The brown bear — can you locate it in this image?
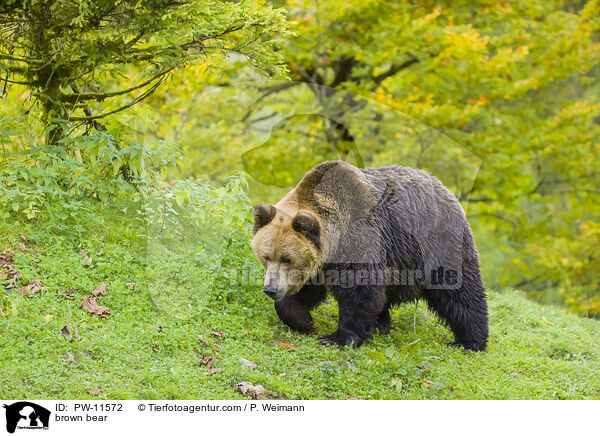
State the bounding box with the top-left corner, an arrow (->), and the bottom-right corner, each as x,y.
252,160 -> 488,351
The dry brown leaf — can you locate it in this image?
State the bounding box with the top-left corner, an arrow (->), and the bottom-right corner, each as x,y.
87,387 -> 104,394
211,331 -> 226,338
152,348 -> 159,353
0,270 -> 6,278
282,342 -> 298,350
60,325 -> 71,337
19,234 -> 29,242
198,335 -> 209,346
6,267 -> 19,279
422,380 -> 434,388
19,279 -> 46,297
199,355 -> 215,366
91,284 -> 107,297
126,282 -> 138,291
239,358 -> 257,369
0,252 -> 14,267
209,368 -> 222,374
63,352 -> 75,362
18,243 -> 28,252
78,249 -> 89,256
82,256 -> 92,264
234,381 -> 266,399
81,297 -> 110,317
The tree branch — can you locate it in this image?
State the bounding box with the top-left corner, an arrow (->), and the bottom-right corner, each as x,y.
373,55 -> 419,84
61,68 -> 173,103
68,73 -> 169,122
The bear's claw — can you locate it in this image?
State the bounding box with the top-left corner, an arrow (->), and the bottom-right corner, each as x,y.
318,333 -> 345,348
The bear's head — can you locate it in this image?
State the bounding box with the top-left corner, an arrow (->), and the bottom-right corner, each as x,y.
251,204 -> 323,301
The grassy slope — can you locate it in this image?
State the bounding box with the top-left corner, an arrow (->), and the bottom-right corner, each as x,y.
0,217 -> 599,400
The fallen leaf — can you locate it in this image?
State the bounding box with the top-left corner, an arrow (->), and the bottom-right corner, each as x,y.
278,373 -> 286,377
126,282 -> 138,291
149,324 -> 164,331
60,325 -> 71,337
0,270 -> 6,278
198,335 -> 209,346
235,381 -> 266,399
282,342 -> 298,350
82,256 -> 92,264
19,234 -> 29,242
5,266 -> 19,279
91,284 -> 107,297
81,297 -> 110,317
537,317 -> 554,325
209,368 -> 222,374
44,314 -> 53,323
211,331 -> 226,338
0,307 -> 7,317
87,387 -> 104,395
0,251 -> 13,267
78,249 -> 89,256
239,358 -> 257,369
19,279 -> 46,297
199,355 -> 215,366
422,380 -> 434,387
63,352 -> 75,362
18,243 -> 28,252
213,346 -> 220,351
152,348 -> 159,353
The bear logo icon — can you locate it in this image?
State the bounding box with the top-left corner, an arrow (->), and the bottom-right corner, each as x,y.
3,402 -> 50,433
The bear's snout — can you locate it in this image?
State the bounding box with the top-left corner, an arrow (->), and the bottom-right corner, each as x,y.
263,285 -> 278,300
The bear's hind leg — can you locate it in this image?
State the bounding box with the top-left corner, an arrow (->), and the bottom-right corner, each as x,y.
423,276 -> 488,351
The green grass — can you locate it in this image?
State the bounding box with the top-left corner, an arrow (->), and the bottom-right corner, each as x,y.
1,215 -> 599,400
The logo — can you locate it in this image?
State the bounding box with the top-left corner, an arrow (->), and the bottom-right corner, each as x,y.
3,402 -> 50,434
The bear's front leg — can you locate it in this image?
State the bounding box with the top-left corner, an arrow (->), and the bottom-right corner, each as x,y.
318,285 -> 386,348
274,281 -> 327,333
274,295 -> 316,333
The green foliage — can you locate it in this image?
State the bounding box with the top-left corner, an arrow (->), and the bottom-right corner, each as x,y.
0,121 -> 156,222
144,174 -> 256,319
0,0 -> 289,144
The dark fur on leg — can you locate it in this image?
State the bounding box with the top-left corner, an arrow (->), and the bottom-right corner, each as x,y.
376,303 -> 391,335
319,284 -> 386,348
423,258 -> 488,351
274,282 -> 326,333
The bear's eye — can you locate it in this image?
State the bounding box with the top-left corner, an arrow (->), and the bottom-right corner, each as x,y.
281,256 -> 291,265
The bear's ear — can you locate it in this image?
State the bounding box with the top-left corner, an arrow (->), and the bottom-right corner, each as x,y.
292,212 -> 321,249
253,204 -> 277,234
